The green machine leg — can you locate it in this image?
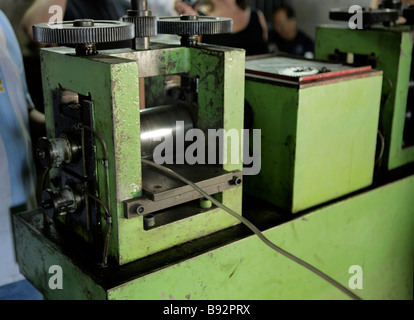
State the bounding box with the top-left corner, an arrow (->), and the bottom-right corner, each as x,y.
315,25 -> 414,170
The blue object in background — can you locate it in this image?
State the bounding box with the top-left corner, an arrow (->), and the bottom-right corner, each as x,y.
0,279 -> 43,300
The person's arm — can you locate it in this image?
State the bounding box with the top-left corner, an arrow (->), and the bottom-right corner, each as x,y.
29,108 -> 46,139
29,108 -> 45,126
257,9 -> 268,42
174,1 -> 198,15
22,0 -> 67,41
370,0 -> 380,9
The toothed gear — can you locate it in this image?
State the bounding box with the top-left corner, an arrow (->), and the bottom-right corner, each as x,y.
122,15 -> 157,37
33,20 -> 134,44
157,16 -> 233,35
329,8 -> 399,26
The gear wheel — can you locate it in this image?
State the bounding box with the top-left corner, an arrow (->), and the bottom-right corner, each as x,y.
33,19 -> 134,55
122,1 -> 157,50
329,8 -> 400,26
33,20 -> 134,44
157,15 -> 232,46
122,15 -> 157,38
157,15 -> 232,35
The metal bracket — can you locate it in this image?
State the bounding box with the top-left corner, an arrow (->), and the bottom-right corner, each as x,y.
123,166 -> 242,219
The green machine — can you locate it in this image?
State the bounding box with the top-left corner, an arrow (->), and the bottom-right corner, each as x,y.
315,4 -> 414,171
12,0 -> 414,301
18,5 -> 245,269
244,57 -> 383,212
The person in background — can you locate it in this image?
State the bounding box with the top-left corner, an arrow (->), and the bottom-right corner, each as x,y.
268,5 -> 314,58
371,0 -> 414,8
0,9 -> 44,300
175,0 -> 268,56
21,0 -> 132,115
22,0 -> 130,46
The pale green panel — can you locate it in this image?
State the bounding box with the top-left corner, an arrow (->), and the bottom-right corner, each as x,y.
110,62 -> 141,202
110,45 -> 190,76
244,80 -> 298,209
315,25 -> 414,170
118,206 -> 240,264
223,49 -> 245,172
117,47 -> 244,265
14,214 -> 106,300
40,49 -> 114,137
108,175 -> 414,300
389,33 -> 414,168
221,186 -> 243,216
40,49 -> 141,253
294,74 -> 382,211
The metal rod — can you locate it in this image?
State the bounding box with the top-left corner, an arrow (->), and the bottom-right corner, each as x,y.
131,0 -> 147,11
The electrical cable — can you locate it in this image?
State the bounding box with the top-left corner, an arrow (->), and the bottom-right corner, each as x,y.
141,158 -> 362,301
375,130 -> 385,167
75,123 -> 112,266
40,167 -> 52,226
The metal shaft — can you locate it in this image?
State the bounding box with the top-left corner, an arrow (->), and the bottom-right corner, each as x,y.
132,0 -> 147,11
140,105 -> 194,158
129,0 -> 152,50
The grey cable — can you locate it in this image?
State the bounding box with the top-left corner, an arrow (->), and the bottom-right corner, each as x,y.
141,158 -> 362,300
75,123 -> 112,266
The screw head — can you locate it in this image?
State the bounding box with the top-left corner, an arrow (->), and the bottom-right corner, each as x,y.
136,205 -> 145,215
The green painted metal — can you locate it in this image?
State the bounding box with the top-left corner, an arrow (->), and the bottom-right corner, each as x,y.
39,44 -> 245,266
14,212 -> 107,300
41,48 -> 142,255
315,25 -> 414,170
114,45 -> 245,264
244,66 -> 382,212
14,173 -> 414,299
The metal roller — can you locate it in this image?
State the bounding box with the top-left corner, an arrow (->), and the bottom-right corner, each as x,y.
140,104 -> 193,158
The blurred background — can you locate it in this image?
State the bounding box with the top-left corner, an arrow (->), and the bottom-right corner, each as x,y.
0,0 -> 372,56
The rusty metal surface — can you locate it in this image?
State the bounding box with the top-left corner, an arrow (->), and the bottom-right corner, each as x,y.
245,56 -> 379,87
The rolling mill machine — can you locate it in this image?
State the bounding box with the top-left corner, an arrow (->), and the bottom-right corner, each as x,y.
12,0 -> 414,300
315,1 -> 414,171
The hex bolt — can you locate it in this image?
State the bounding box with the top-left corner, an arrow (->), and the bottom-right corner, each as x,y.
231,176 -> 242,186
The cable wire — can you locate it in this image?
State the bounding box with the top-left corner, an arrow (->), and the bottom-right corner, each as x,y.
75,123 -> 112,266
141,158 -> 362,300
